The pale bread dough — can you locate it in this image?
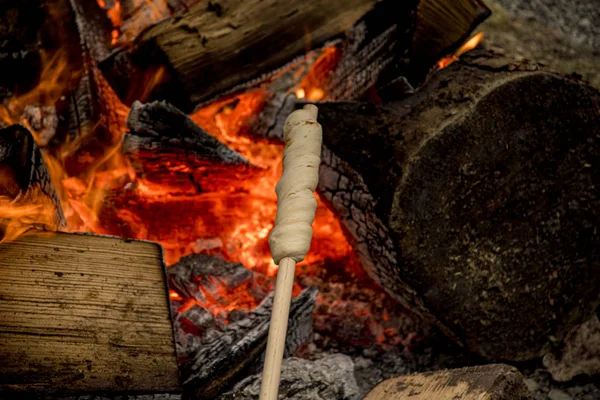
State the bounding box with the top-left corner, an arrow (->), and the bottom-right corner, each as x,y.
268,105 -> 322,264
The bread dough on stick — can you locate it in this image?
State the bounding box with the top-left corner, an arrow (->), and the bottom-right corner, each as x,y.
268,105 -> 322,264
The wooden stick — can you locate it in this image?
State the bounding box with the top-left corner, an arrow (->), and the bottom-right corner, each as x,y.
259,256 -> 297,400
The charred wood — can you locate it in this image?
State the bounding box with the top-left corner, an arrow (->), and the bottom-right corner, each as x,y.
180,286 -> 317,400
0,124 -> 66,237
315,50 -> 600,361
221,354 -> 360,400
254,50 -> 600,361
124,100 -> 249,189
0,231 -> 180,397
98,0 -> 386,110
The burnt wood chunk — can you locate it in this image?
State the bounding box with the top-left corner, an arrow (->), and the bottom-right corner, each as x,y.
314,51 -> 600,360
364,364 -> 531,400
123,100 -> 250,189
0,231 -> 181,397
98,0 -> 385,110
125,100 -> 247,166
0,124 -> 66,238
181,286 -> 317,400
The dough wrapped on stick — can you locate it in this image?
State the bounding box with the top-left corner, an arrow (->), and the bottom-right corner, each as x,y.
260,104 -> 322,400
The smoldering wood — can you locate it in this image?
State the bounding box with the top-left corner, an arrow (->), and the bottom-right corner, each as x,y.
314,50 -> 600,361
0,124 -> 66,233
123,101 -> 251,188
292,0 -> 419,102
98,0 -> 385,110
364,364 -> 531,400
167,253 -> 255,306
180,286 -> 317,400
0,231 -> 181,397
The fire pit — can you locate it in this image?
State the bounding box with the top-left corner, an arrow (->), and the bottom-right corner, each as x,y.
1,0 -> 599,399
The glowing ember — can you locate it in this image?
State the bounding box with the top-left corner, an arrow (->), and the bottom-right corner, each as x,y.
438,32 -> 484,69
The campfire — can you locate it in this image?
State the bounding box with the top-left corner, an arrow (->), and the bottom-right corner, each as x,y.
1,0 -> 599,399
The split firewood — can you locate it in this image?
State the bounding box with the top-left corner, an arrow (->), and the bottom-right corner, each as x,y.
97,0 -> 489,110
257,50 -> 600,361
0,231 -> 181,397
0,124 -> 66,240
181,286 -> 317,400
364,364 -> 531,400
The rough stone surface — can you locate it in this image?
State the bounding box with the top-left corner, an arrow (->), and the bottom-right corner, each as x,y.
495,0 -> 600,51
220,354 -> 360,400
543,314 -> 600,382
481,0 -> 600,89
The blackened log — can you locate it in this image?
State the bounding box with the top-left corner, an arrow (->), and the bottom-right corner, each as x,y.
98,0 -> 387,111
167,253 -> 256,311
181,287 -> 317,400
0,124 -> 66,238
124,100 -> 250,188
314,50 -> 600,361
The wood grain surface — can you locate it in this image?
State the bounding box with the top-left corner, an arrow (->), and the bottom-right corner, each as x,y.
364,364 -> 531,400
0,231 -> 180,396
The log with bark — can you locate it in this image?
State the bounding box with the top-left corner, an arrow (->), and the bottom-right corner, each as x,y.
97,0 -> 489,111
316,50 -> 600,361
258,50 -> 600,361
0,124 -> 66,239
364,364 -> 531,400
0,231 -> 181,398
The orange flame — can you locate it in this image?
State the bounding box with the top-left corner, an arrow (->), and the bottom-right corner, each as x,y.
0,190 -> 61,243
438,32 -> 484,69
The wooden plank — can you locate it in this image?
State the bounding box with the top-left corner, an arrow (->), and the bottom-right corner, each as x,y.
0,231 -> 181,397
364,364 -> 531,400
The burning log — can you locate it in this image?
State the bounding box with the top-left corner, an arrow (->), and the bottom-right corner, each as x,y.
97,0 -> 489,110
180,286 -> 317,400
0,231 -> 180,397
98,0 -> 386,109
312,50 -> 600,361
0,124 -> 66,240
364,364 -> 530,400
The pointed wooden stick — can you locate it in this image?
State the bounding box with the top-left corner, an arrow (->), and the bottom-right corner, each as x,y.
259,257 -> 297,400
260,104 -> 321,400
